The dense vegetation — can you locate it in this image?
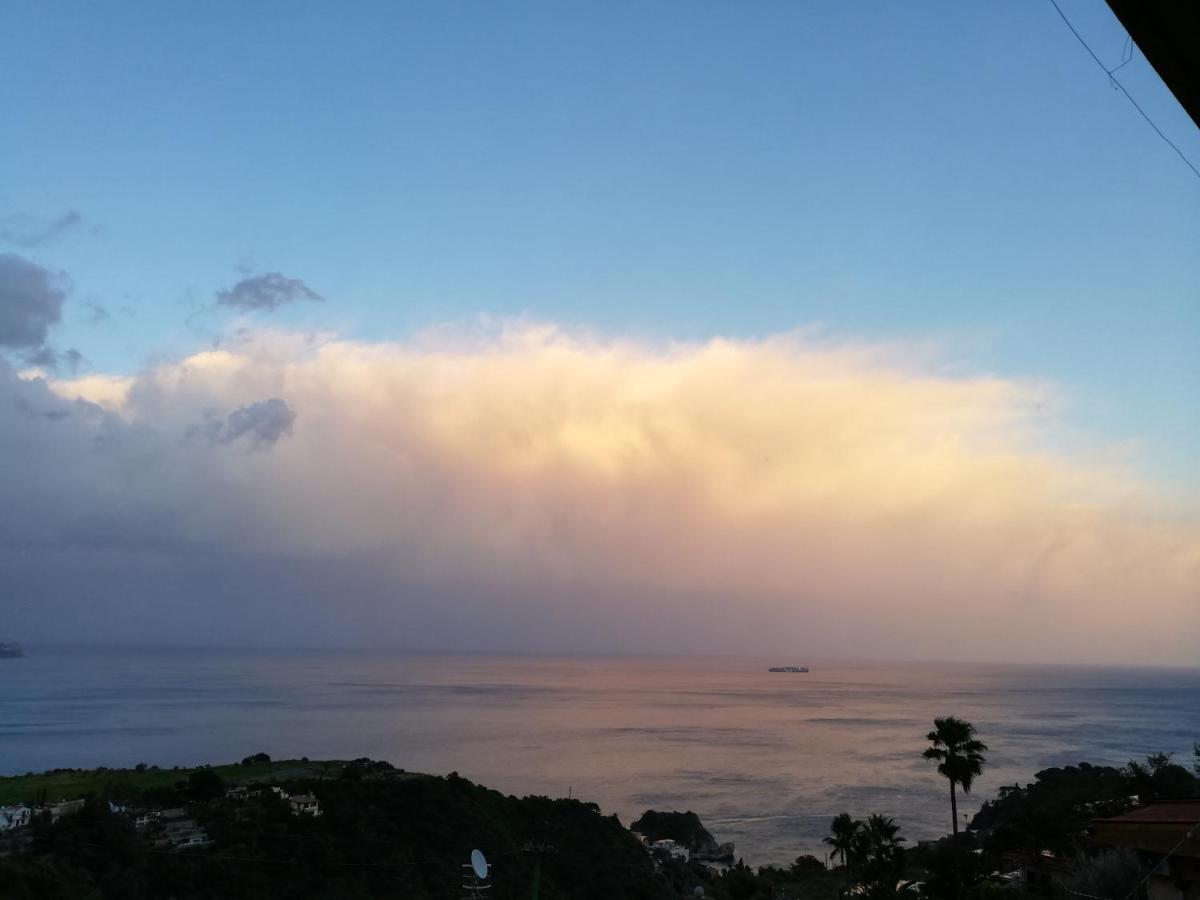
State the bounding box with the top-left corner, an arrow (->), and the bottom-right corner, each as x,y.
970,751 -> 1200,861
0,761 -> 665,899
2,740 -> 1196,899
0,757 -> 328,807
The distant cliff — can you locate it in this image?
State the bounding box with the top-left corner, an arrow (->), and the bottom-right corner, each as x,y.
630,809 -> 734,861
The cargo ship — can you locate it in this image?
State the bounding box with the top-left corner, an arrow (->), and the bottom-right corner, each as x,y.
768,665 -> 808,673
0,642 -> 25,658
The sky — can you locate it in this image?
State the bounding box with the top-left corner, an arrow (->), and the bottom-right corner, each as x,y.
1,1 -> 1197,663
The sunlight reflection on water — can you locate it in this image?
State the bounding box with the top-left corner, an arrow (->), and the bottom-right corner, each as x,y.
2,649 -> 1196,865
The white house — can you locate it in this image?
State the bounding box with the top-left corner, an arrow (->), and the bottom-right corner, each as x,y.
289,794 -> 321,816
133,809 -> 162,830
0,805 -> 32,831
649,839 -> 689,861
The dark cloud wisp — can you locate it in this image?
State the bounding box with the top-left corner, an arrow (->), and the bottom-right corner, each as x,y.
24,345 -> 85,375
0,211 -> 87,248
194,398 -> 297,449
0,253 -> 67,348
216,273 -> 323,312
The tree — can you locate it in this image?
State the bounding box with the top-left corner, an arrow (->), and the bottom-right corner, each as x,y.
824,813 -> 861,876
923,717 -> 987,899
185,768 -> 225,801
916,834 -> 985,900
861,814 -> 904,863
1066,849 -> 1147,900
1124,752 -> 1199,801
923,717 -> 988,841
856,815 -> 908,900
790,854 -> 828,876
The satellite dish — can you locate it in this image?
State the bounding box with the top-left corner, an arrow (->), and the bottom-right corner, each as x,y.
471,849 -> 489,880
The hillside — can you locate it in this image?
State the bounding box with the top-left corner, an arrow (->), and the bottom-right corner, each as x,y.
0,759 -> 668,899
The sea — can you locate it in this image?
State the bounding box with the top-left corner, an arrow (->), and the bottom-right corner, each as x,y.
2,648 -> 1197,866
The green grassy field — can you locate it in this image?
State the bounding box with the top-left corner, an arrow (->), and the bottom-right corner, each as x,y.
0,758 -> 346,806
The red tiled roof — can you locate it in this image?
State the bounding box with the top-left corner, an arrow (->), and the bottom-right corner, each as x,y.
1094,800 -> 1200,825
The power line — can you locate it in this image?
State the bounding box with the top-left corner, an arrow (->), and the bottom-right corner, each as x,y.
1117,818 -> 1200,900
1046,0 -> 1200,182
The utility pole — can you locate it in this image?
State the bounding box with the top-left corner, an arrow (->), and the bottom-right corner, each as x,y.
459,864 -> 490,900
522,840 -> 556,900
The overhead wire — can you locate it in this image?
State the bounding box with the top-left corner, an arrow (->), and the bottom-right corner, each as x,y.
1117,817 -> 1200,900
1046,0 -> 1200,182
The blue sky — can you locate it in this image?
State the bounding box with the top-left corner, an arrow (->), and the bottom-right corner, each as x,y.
2,0 -> 1197,484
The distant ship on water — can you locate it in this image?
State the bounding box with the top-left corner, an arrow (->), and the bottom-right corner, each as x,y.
767,665 -> 808,673
0,642 -> 25,658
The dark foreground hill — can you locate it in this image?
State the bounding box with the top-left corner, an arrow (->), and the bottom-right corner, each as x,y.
4,748 -> 1195,900
0,760 -> 667,899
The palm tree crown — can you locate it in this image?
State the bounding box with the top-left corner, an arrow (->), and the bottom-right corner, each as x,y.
824,812 -> 860,871
923,716 -> 988,796
862,814 -> 905,860
855,814 -> 909,899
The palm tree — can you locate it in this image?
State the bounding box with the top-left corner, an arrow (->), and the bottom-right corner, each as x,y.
923,717 -> 987,899
824,813 -> 861,877
853,815 -> 908,900
862,814 -> 905,863
922,716 -> 987,840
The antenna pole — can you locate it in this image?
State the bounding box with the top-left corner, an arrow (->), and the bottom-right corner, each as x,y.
461,852 -> 492,900
522,840 -> 555,900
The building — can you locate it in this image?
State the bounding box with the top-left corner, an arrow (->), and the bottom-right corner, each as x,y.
47,798 -> 85,822
289,794 -> 321,817
155,808 -> 211,850
132,809 -> 162,830
1092,800 -> 1200,900
225,784 -> 263,802
1000,849 -> 1075,896
0,805 -> 32,831
649,838 -> 690,861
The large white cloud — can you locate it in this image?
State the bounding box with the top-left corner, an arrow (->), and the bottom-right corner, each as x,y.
7,323 -> 1198,663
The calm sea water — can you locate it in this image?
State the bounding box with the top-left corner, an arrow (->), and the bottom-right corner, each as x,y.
2,648 -> 1197,865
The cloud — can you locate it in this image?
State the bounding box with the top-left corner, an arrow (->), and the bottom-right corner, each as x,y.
0,211 -> 88,248
7,324 -> 1199,663
44,372 -> 132,409
215,272 -> 323,311
193,398 -> 296,449
0,253 -> 67,348
82,300 -> 110,324
23,345 -> 84,375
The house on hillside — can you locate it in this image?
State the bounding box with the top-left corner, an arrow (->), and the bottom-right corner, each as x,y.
649,838 -> 689,861
225,784 -> 264,802
1091,800 -> 1200,900
0,805 -> 32,831
47,799 -> 85,822
132,809 -> 162,830
1000,848 -> 1075,896
289,793 -> 321,817
155,808 -> 211,850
